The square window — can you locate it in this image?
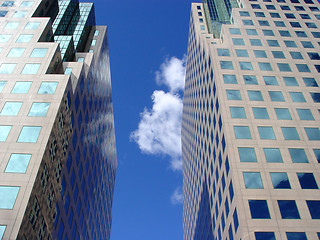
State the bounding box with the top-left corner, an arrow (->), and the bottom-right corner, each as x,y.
30,48 -> 47,58
286,232 -> 307,240
297,173 -> 318,189
296,64 -> 310,72
24,22 -> 40,30
253,107 -> 269,119
0,126 -> 12,141
234,126 -> 252,139
283,77 -> 298,86
264,76 -> 278,85
306,201 -> 320,219
267,40 -> 280,47
254,50 -> 267,58
289,148 -> 308,163
17,126 -> 41,143
274,21 -> 286,27
21,63 -> 40,74
246,29 -> 258,35
258,62 -> 272,71
281,127 -> 300,140
258,126 -> 276,140
250,39 -> 262,46
248,90 -> 263,101
243,75 -> 258,85
223,74 -> 237,84
0,102 -> 22,116
11,81 -> 32,94
20,1 -> 34,7
220,61 -> 234,69
277,63 -> 292,72
38,82 -> 58,94
270,172 -> 291,188
272,51 -> 285,59
284,41 -> 297,48
0,64 -> 16,74
289,92 -> 306,102
12,11 -> 27,18
249,200 -> 270,219
5,154 -> 31,173
278,200 -> 300,219
240,62 -> 253,70
4,22 -> 19,30
7,48 -> 25,58
28,102 -> 50,117
230,107 -> 246,119
0,186 -> 20,209
235,49 -> 248,57
16,34 -> 33,43
304,127 -> 320,140
243,172 -> 263,189
217,48 -> 230,56
238,147 -> 257,162
290,51 -> 303,59
303,77 -> 318,87
232,38 -> 245,46
264,148 -> 283,163
269,91 -> 285,102
227,90 -> 241,100
297,109 -> 314,120
270,12 -> 280,18
310,92 -> 320,102
255,232 -> 275,240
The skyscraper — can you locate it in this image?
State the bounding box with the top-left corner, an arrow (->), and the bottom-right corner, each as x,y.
182,0 -> 320,239
0,0 -> 117,239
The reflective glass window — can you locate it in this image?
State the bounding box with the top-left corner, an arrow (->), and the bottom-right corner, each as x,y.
0,186 -> 20,209
0,126 -> 11,141
220,61 -> 234,69
255,232 -> 275,240
263,76 -> 278,85
12,11 -> 27,18
258,126 -> 276,140
0,34 -> 11,42
28,102 -> 50,117
240,11 -> 250,17
274,21 -> 285,27
308,52 -> 320,60
0,102 -> 22,116
286,232 -> 307,240
0,63 -> 16,74
11,81 -> 31,94
234,126 -> 251,139
24,22 -> 40,30
246,29 -> 258,35
38,82 -> 58,94
272,51 -> 285,59
17,126 -> 41,143
243,20 -> 254,25
284,77 -> 298,86
5,154 -> 31,173
20,1 -> 34,7
279,30 -> 291,37
270,172 -> 291,188
297,109 -> 314,120
269,91 -> 285,102
263,30 -> 274,36
289,92 -> 306,102
248,90 -> 263,101
223,74 -> 237,84
259,20 -> 269,26
255,12 -> 265,17
0,226 -> 5,239
303,77 -> 318,87
217,48 -> 230,56
258,62 -> 272,71
267,40 -> 280,47
21,63 -> 40,74
264,148 -> 283,163
310,92 -> 320,102
243,172 -> 263,189
297,173 -> 318,189
232,38 -> 245,45
278,200 -> 300,219
16,34 -> 33,42
230,107 -> 246,119
250,39 -> 262,46
301,41 -> 314,48
296,64 -> 310,72
284,40 -> 297,48
30,48 -> 47,58
4,22 -> 19,30
281,127 -> 300,140
7,48 -> 25,57
249,200 -> 270,219
304,127 -> 320,140
227,90 -> 241,100
0,81 -> 6,92
254,50 -> 267,58
238,147 -> 257,162
277,63 -> 292,72
253,107 -> 269,119
236,49 -> 248,57
244,75 -> 258,85
239,62 -> 253,70
313,149 -> 320,163
290,51 -> 303,59
2,1 -> 14,7
306,201 -> 320,219
289,148 -> 308,163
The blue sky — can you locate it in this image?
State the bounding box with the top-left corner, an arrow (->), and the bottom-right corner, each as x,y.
84,0 -> 198,239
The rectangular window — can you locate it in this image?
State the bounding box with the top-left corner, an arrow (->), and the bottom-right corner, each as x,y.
0,126 -> 12,141
5,154 -> 31,173
243,172 -> 263,188
289,148 -> 308,163
21,63 -> 40,74
30,48 -> 47,58
239,62 -> 253,70
238,147 -> 257,162
249,200 -> 270,219
272,51 -> 285,59
297,173 -> 319,189
264,148 -> 283,162
286,233 -> 307,240
248,90 -> 263,101
290,51 -> 303,59
234,126 -> 252,139
283,77 -> 298,86
0,186 -> 20,209
0,63 -> 16,74
281,127 -> 300,140
270,172 -> 291,188
24,22 -> 40,30
0,102 -> 22,116
252,107 -> 269,119
258,62 -> 272,71
250,39 -> 262,46
278,200 -> 300,219
254,50 -> 267,58
263,76 -> 278,85
4,22 -> 19,30
28,102 -> 50,117
217,48 -> 230,56
297,109 -> 314,120
243,75 -> 258,85
277,63 -> 292,72
306,201 -> 320,219
17,126 -> 41,143
235,49 -> 248,57
7,48 -> 25,57
227,90 -> 241,100
230,107 -> 246,118
220,61 -> 234,69
258,126 -> 276,140
304,127 -> 320,140
267,40 -> 280,47
269,91 -> 285,102
232,38 -> 245,45
223,74 -> 237,84
284,40 -> 297,48
289,92 -> 306,102
16,34 -> 33,43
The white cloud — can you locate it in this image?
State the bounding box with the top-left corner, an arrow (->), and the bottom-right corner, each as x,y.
170,187 -> 183,205
130,56 -> 186,171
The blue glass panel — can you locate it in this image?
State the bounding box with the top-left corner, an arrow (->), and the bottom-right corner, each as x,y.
275,108 -> 291,120
255,232 -> 276,240
243,172 -> 263,189
278,200 -> 300,219
28,102 -> 50,117
11,81 -> 32,93
38,82 -> 58,94
304,127 -> 320,140
238,147 -> 257,162
0,126 -> 11,141
297,173 -> 318,189
306,201 -> 320,219
264,148 -> 283,163
286,232 -> 307,240
230,107 -> 246,119
0,102 -> 22,116
314,149 -> 320,163
270,172 -> 291,189
253,108 -> 269,119
0,225 -> 5,239
289,149 -> 308,163
281,127 -> 300,140
258,126 -> 276,140
234,126 -> 251,139
249,200 -> 270,219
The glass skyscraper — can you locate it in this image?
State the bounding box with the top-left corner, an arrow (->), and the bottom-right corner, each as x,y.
0,0 -> 117,239
183,0 -> 320,239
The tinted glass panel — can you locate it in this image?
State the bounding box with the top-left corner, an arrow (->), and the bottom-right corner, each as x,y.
243,172 -> 263,189
306,201 -> 320,219
297,173 -> 318,189
270,172 -> 291,189
289,148 -> 308,163
238,147 -> 257,162
249,200 -> 270,219
264,148 -> 283,163
278,200 -> 300,219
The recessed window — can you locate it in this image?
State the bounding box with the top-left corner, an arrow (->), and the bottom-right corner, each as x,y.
267,40 -> 280,47
24,22 -> 40,30
313,149 -> 320,163
254,12 -> 265,17
266,5 -> 276,10
21,63 -> 40,74
239,62 -> 253,70
30,48 -> 47,58
272,51 -> 285,59
263,30 -> 274,36
297,109 -> 314,120
243,20 -> 254,26
0,11 -> 8,17
12,11 -> 27,18
223,74 -> 237,84
269,91 -> 285,102
251,4 -> 261,9
234,126 -> 251,139
307,52 -> 320,60
0,102 -> 22,116
0,126 -> 12,141
217,48 -> 230,56
253,107 -> 269,119
20,1 -> 34,7
289,92 -> 306,102
255,232 -> 275,240
258,126 -> 276,140
0,34 -> 11,42
248,90 -> 263,101
270,12 -> 280,18
278,200 -> 300,219
283,77 -> 298,86
226,90 -> 241,100
243,75 -> 257,85
263,76 -> 278,85
284,40 -> 297,48
0,186 -> 20,209
249,200 -> 270,219
296,64 -> 310,72
17,126 -> 41,143
304,127 -> 320,140
277,63 -> 292,72
281,5 -> 290,10
279,30 -> 291,37
254,50 -> 267,58
7,48 -> 25,58
246,29 -> 258,35
28,102 -> 50,117
258,62 -> 272,71
310,92 -> 320,102
286,232 -> 307,240
38,82 -> 58,94
300,13 -> 311,19
64,67 -> 72,75
230,107 -> 246,119
301,41 -> 314,48
5,153 -> 31,173
243,172 -> 263,189
303,77 -> 318,87
220,61 -> 234,69
306,22 -> 317,28
270,172 -> 291,188
232,38 -> 245,46
4,22 -> 19,30
240,11 -> 250,17
16,34 -> 33,43
281,127 -> 300,140
289,148 -> 308,163
238,147 -> 257,162
274,21 -> 286,27
264,148 -> 283,163
297,173 -> 318,189
11,81 -> 32,94
306,201 -> 320,219
0,64 -> 16,74
290,51 -> 303,59
236,49 -> 248,57
250,39 -> 262,46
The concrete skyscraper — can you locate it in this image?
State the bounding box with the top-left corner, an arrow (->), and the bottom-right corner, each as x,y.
0,0 -> 117,239
182,0 -> 320,239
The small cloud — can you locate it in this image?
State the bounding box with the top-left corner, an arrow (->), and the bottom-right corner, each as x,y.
170,187 -> 183,205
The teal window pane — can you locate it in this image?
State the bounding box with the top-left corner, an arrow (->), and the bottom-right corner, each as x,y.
20,1 -> 34,7
263,76 -> 278,85
17,126 -> 41,143
258,126 -> 276,140
297,109 -> 314,120
304,127 -> 320,140
0,126 -> 11,141
0,102 -> 22,116
28,102 -> 50,116
0,34 -> 11,42
243,75 -> 258,85
243,172 -> 263,189
313,149 -> 320,163
238,147 -> 257,162
217,48 -> 230,56
250,39 -> 262,46
220,61 -> 234,69
227,90 -> 242,100
1,1 -> 14,7
0,186 -> 20,209
272,51 -> 285,59
296,64 -> 311,72
94,30 -> 99,36
0,63 -> 16,74
246,29 -> 258,35
282,127 -> 300,140
11,81 -> 32,94
24,22 -> 40,30
258,62 -> 272,71
290,51 -> 303,59
0,81 -> 6,92
232,38 -> 245,45
236,49 -> 248,57
12,11 -> 27,18
289,148 -> 308,163
254,50 -> 267,58
286,232 -> 307,240
223,74 -> 237,84
255,232 -> 275,240
5,154 -> 31,173
267,40 -> 280,47
7,48 -> 25,57
239,62 -> 253,70
234,126 -> 251,139
38,82 -> 58,94
283,77 -> 298,86
21,63 -> 40,74
277,63 -> 292,72
270,172 -> 291,189
253,107 -> 269,119
4,22 -> 19,29
275,108 -> 291,120
64,68 -> 72,75
248,90 -> 263,101
16,34 -> 33,43
303,77 -> 318,87
311,92 -> 320,102
264,148 -> 283,163
30,48 -> 47,58
289,92 -> 306,102
269,91 -> 285,102
230,107 -> 246,119
0,225 -> 5,239
77,57 -> 84,62
284,40 -> 297,48
91,39 -> 96,46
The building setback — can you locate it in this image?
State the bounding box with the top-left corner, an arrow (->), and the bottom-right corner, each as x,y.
0,0 -> 117,239
182,0 -> 320,239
